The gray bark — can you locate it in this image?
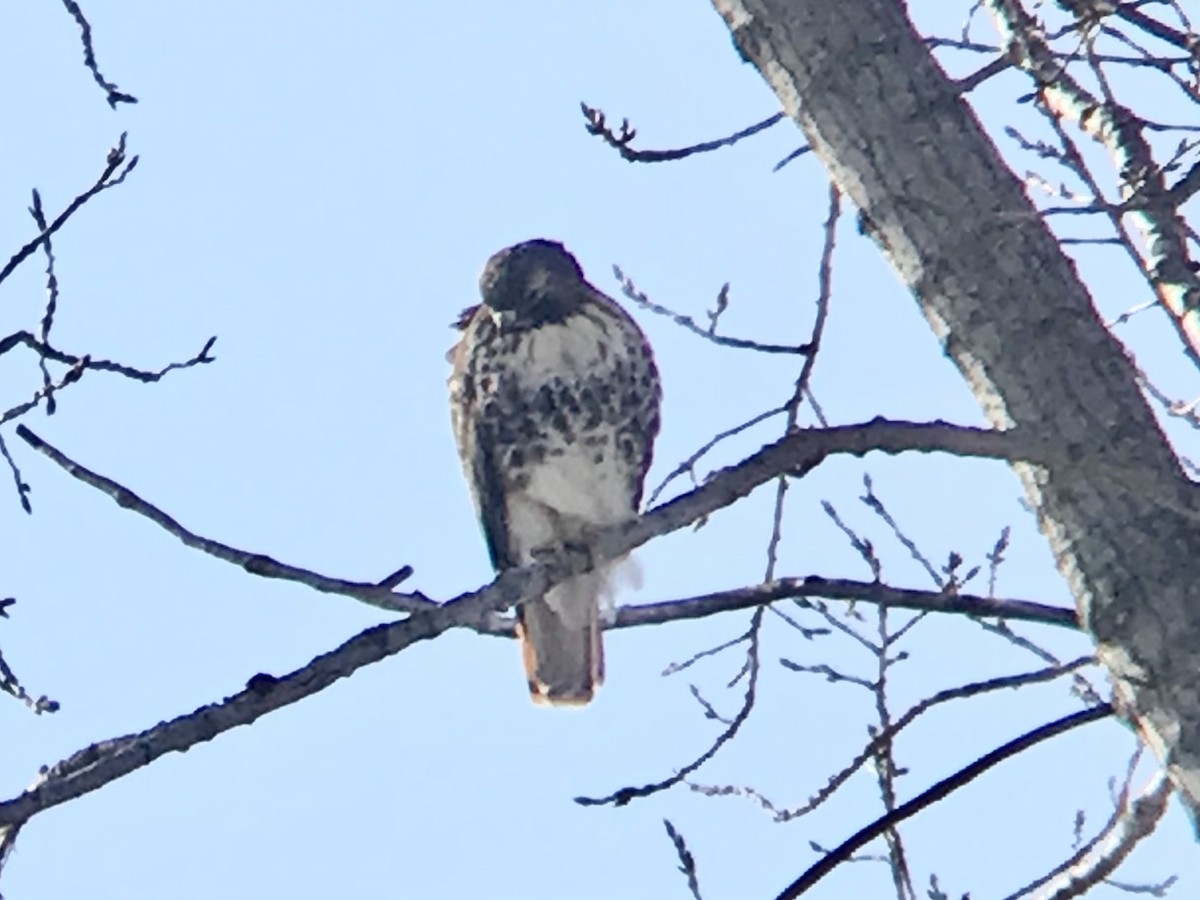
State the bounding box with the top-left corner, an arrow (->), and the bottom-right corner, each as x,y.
710,0 -> 1200,832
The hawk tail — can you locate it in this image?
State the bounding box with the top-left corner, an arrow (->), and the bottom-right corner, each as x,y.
516,571 -> 606,706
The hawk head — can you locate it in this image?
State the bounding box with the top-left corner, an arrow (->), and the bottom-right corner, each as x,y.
478,239 -> 587,328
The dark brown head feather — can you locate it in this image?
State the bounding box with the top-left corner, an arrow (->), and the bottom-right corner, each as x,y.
478,239 -> 587,327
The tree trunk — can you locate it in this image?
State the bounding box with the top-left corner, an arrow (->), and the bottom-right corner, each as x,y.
711,0 -> 1200,833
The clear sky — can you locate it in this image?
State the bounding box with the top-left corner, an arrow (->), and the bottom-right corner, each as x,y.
1,2 -> 1195,898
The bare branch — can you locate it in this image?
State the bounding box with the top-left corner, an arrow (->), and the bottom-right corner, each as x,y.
576,608 -> 765,807
28,190 -> 61,412
15,426 -> 429,615
648,404 -> 785,505
764,184 -> 841,581
662,633 -> 750,676
1031,770 -> 1175,900
17,420 -> 1084,636
860,474 -> 943,587
0,434 -> 31,514
772,144 -> 812,172
1,358 -> 87,430
822,500 -> 884,582
0,608 -> 462,829
1113,3 -> 1197,52
614,266 -> 813,355
663,819 -> 704,900
581,103 -> 783,163
58,0 -> 137,107
0,135 -> 138,289
0,331 -> 216,384
772,705 -> 1114,900
780,658 -> 874,689
715,656 -> 1095,823
0,618 -> 60,716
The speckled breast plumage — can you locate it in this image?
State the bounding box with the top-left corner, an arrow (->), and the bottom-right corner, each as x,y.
450,295 -> 660,560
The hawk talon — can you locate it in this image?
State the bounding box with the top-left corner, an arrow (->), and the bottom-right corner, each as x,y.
529,541 -> 595,574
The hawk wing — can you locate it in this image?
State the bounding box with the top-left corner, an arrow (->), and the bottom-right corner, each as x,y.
448,306 -> 517,571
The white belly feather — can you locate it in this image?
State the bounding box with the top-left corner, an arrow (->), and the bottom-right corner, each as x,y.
506,312 -> 640,556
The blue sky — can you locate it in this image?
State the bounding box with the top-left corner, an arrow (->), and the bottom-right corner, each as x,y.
1,2 -> 1195,898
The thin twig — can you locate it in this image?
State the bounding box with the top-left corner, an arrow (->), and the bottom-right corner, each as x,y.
0,135 -> 138,289
692,656 -> 1095,823
0,331 -> 217,383
1,358 -> 87,428
58,0 -> 137,107
576,608 -> 765,807
648,404 -> 786,505
764,185 -> 841,581
663,819 -> 704,900
581,104 -> 783,163
0,434 -> 31,513
28,190 -> 60,412
662,633 -> 751,676
614,266 -> 812,355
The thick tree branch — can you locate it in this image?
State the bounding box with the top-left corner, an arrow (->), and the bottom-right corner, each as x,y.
4,415 -> 1083,831
711,0 -> 1200,832
17,416 -> 1091,619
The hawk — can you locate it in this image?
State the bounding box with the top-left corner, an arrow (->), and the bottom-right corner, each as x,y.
448,239 -> 661,706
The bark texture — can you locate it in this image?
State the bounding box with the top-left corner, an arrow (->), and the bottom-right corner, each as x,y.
711,0 -> 1200,832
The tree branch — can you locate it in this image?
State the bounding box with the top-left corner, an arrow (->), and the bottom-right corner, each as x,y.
612,577 -> 1077,632
0,331 -> 216,385
58,0 -> 138,107
690,656 -> 1095,822
0,134 -> 138,289
772,704 -> 1113,900
16,417 -> 1085,619
15,425 -> 428,614
581,103 -> 783,163
0,415 -> 1109,830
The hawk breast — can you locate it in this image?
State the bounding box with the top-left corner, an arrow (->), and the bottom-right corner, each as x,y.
451,296 -> 660,565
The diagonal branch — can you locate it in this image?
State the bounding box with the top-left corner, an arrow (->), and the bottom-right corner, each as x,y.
0,415 -> 1088,833
20,416 -> 1175,623
58,0 -> 138,107
15,426 -> 429,614
691,655 -> 1095,822
0,134 -> 138,289
772,704 -> 1114,900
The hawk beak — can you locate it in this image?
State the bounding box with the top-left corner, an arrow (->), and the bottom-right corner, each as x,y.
489,308 -> 517,330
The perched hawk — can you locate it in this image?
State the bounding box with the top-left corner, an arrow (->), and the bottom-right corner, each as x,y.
448,239 -> 661,706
